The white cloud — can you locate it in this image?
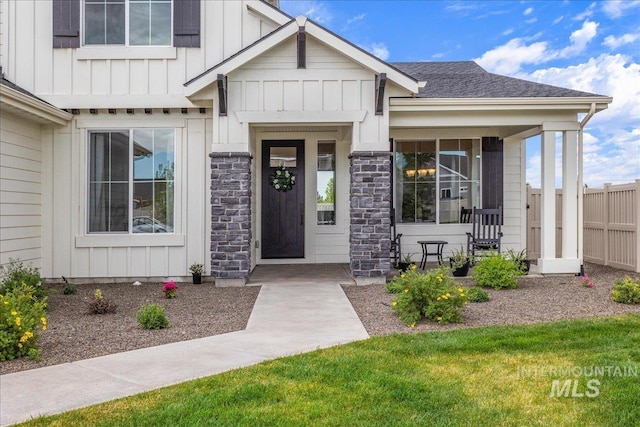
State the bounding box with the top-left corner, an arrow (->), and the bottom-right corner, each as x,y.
524,7 -> 534,15
502,28 -> 514,36
574,2 -> 596,20
358,42 -> 390,60
603,32 -> 640,49
432,52 -> 446,59
558,20 -> 598,57
476,20 -> 598,74
528,54 -> 640,128
602,0 -> 640,18
281,0 -> 332,24
553,16 -> 564,25
525,17 -> 538,24
346,13 -> 366,25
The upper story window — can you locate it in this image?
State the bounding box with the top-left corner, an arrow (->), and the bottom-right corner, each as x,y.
84,0 -> 172,46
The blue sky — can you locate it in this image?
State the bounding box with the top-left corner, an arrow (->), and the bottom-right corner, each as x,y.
280,0 -> 640,188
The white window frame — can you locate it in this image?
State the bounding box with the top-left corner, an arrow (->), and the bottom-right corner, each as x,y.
82,0 -> 174,47
86,128 -> 176,235
394,138 -> 482,225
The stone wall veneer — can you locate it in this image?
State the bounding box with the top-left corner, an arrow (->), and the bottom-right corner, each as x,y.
349,151 -> 391,281
210,152 -> 252,282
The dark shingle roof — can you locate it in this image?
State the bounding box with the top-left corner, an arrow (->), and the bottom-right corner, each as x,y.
390,61 -> 604,98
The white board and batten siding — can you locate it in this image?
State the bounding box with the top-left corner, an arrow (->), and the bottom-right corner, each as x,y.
40,114 -> 210,279
1,0 -> 285,105
0,111 -> 44,269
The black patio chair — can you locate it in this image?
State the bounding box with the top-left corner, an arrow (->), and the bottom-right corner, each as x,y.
390,208 -> 402,268
460,207 -> 472,223
466,207 -> 503,258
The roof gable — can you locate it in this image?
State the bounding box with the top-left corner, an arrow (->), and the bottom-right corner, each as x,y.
185,16 -> 420,98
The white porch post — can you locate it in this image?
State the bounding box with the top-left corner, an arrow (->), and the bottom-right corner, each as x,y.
537,123 -> 581,274
562,130 -> 579,262
539,130 -> 556,266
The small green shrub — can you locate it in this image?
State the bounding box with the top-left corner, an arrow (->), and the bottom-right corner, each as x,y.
0,283 -> 47,361
0,259 -> 46,302
135,304 -> 169,330
386,265 -> 468,326
611,277 -> 640,304
472,252 -> 524,290
466,287 -> 490,303
62,283 -> 77,295
87,289 -> 117,314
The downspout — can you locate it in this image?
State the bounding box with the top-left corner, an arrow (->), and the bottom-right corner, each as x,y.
577,102 -> 596,275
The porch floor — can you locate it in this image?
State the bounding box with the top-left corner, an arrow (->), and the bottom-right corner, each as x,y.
248,263 -> 355,285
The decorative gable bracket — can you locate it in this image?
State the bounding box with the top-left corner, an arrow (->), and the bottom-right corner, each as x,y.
375,73 -> 387,116
297,26 -> 306,69
217,74 -> 227,117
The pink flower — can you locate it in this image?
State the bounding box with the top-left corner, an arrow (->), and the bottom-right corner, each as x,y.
162,281 -> 178,292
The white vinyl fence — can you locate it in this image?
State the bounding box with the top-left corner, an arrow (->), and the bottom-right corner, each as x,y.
527,180 -> 640,272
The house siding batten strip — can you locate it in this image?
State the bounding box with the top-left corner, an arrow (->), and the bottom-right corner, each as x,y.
210,152 -> 252,285
349,151 -> 391,285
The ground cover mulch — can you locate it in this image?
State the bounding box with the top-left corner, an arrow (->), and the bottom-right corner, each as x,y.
0,282 -> 260,375
343,263 -> 640,336
2,263 -> 640,375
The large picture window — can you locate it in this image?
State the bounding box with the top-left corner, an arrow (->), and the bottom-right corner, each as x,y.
89,129 -> 175,233
84,0 -> 172,46
395,139 -> 480,224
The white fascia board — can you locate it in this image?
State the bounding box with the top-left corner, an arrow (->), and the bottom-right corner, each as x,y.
0,85 -> 73,125
304,20 -> 419,94
185,20 -> 298,97
246,1 -> 291,26
390,97 -> 612,112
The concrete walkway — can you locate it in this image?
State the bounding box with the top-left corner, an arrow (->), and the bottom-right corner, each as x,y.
0,267 -> 369,426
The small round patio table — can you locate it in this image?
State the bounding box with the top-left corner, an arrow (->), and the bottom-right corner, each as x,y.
417,240 -> 448,269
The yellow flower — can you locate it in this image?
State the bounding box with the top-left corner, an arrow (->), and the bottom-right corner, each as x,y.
42,325 -> 47,331
392,301 -> 397,306
400,274 -> 406,278
410,323 -> 416,328
458,288 -> 464,292
11,311 -> 17,316
3,301 -> 8,305
411,264 -> 417,270
437,317 -> 442,321
436,297 -> 441,301
20,331 -> 34,343
436,276 -> 443,282
15,317 -> 21,326
40,317 -> 47,326
446,293 -> 451,297
18,343 -> 23,348
403,288 -> 409,293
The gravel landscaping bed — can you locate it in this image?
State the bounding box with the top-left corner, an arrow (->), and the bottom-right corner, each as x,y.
344,263 -> 640,336
2,263 -> 639,375
0,282 -> 260,375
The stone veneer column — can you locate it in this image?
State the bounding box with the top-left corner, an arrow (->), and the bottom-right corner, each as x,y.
210,152 -> 252,285
349,151 -> 391,285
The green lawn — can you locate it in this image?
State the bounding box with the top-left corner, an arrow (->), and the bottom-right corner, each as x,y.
22,314 -> 640,427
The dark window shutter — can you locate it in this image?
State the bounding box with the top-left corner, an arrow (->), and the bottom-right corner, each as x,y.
174,0 -> 201,47
482,137 -> 503,209
53,0 -> 80,48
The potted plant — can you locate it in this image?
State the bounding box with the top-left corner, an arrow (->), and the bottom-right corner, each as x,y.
189,262 -> 204,284
397,253 -> 416,272
449,246 -> 471,277
506,248 -> 530,274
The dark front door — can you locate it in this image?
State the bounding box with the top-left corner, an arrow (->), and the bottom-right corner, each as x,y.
261,140 -> 305,258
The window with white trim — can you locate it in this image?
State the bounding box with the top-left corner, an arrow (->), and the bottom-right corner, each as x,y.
88,129 -> 175,233
394,138 -> 481,224
84,0 -> 172,46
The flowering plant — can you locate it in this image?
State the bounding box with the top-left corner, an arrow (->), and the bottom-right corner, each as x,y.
270,166 -> 296,192
386,265 -> 468,326
581,274 -> 594,288
162,281 -> 178,298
